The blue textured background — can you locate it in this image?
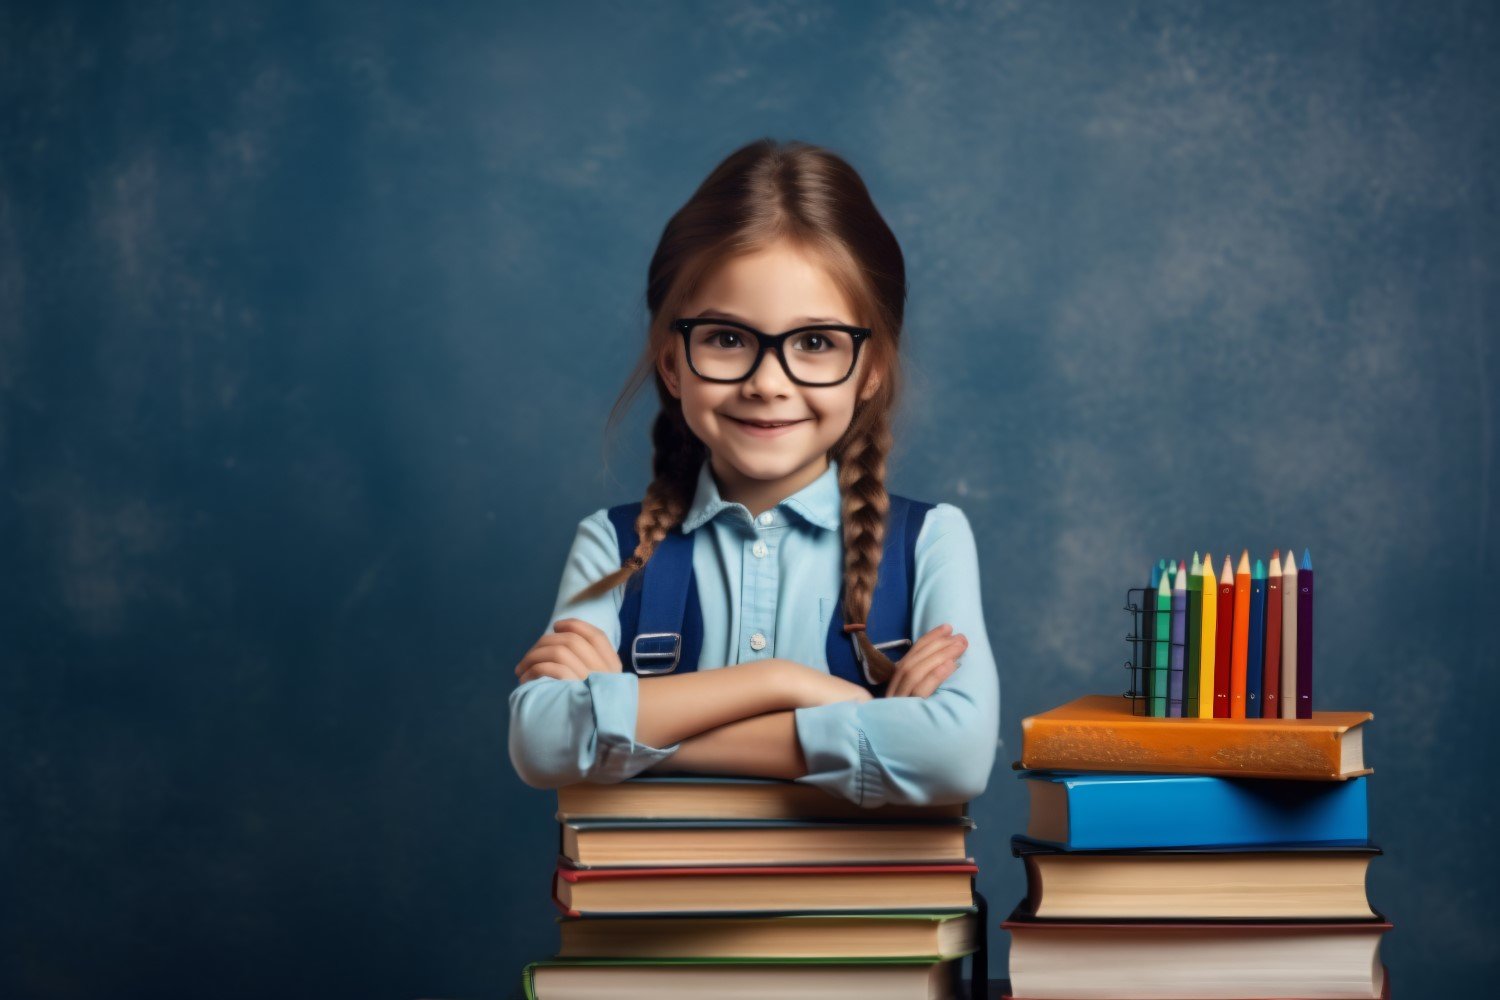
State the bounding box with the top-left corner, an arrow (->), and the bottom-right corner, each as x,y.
4,1 -> 1496,996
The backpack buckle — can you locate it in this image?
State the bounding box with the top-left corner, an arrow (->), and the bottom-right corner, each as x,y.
631,632 -> 682,675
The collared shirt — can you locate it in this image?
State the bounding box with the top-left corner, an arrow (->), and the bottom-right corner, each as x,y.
506,457 -> 1002,807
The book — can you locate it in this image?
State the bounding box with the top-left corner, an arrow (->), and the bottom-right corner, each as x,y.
553,861 -> 979,916
521,955 -> 966,999
1019,771 -> 1370,849
556,910 -> 980,960
1011,836 -> 1380,919
1017,695 -> 1372,780
556,774 -> 966,822
559,817 -> 976,868
1003,966 -> 1390,1000
1002,902 -> 1391,999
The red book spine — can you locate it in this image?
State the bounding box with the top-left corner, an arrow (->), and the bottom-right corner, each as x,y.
1262,575 -> 1283,718
1214,581 -> 1234,718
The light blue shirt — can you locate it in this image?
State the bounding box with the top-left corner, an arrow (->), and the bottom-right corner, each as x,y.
507,457 -> 1002,808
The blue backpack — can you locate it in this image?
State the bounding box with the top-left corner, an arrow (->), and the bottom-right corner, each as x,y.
606,496 -> 935,694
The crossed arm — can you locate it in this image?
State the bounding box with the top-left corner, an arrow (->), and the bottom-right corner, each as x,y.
513,617 -> 970,780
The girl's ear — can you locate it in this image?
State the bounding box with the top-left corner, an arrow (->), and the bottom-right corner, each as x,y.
858,368 -> 882,402
658,344 -> 682,398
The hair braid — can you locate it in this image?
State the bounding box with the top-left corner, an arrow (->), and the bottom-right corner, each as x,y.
567,404 -> 704,605
835,407 -> 897,683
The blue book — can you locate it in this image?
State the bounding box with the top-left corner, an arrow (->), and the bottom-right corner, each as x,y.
1018,770 -> 1368,850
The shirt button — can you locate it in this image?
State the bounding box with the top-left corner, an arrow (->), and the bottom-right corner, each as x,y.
749,632 -> 767,651
758,511 -> 774,526
752,541 -> 768,558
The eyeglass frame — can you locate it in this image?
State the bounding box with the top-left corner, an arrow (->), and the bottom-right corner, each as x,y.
669,317 -> 874,387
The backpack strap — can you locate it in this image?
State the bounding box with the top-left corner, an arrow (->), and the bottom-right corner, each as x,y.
606,503 -> 703,676
825,495 -> 936,691
608,496 -> 934,691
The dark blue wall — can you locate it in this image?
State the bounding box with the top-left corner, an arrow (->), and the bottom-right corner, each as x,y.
4,1 -> 1496,996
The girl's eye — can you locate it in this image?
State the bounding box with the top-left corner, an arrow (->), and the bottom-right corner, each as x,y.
791,332 -> 830,352
707,329 -> 743,349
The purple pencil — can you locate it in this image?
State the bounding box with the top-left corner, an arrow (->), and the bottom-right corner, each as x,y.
1296,548 -> 1315,718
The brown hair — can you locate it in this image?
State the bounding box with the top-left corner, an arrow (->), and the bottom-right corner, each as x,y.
568,138 -> 909,683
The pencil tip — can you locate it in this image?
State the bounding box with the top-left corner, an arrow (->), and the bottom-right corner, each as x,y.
1302,548 -> 1313,570
1236,551 -> 1251,573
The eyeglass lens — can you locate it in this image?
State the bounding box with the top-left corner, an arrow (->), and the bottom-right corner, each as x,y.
686,324 -> 856,384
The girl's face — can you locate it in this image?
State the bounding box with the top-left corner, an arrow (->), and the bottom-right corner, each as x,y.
659,239 -> 881,511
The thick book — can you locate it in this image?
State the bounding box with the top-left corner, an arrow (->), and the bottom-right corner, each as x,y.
521,955 -> 965,999
1001,901 -> 1391,1000
554,861 -> 979,916
556,910 -> 980,960
559,816 -> 976,868
1017,695 -> 1372,780
1019,771 -> 1370,849
1011,836 -> 1380,919
557,774 -> 967,822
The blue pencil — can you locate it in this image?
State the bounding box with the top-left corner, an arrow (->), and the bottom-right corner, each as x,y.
1169,564 -> 1188,717
1245,558 -> 1267,719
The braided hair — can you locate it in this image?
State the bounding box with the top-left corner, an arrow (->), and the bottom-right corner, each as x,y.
568,139 -> 908,683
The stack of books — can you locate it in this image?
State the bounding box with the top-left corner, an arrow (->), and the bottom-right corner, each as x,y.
518,775 -> 987,999
1003,695 -> 1392,1000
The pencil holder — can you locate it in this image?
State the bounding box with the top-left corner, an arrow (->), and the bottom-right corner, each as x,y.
1123,587 -> 1201,718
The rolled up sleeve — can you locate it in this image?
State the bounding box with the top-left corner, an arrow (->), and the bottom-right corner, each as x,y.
506,508 -> 680,788
792,503 -> 1002,807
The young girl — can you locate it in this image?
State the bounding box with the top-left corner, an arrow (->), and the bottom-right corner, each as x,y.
508,139 -> 1000,808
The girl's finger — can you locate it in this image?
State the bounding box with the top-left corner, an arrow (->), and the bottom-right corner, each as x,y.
516,635 -> 590,676
889,636 -> 966,689
519,660 -> 587,684
912,659 -> 960,699
554,618 -> 622,671
899,648 -> 964,699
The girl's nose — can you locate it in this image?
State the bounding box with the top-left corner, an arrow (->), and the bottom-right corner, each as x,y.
742,350 -> 795,397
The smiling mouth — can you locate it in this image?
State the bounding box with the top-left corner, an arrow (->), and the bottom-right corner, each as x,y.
727,416 -> 808,428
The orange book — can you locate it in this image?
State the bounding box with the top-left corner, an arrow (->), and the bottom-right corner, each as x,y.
1017,695 -> 1373,781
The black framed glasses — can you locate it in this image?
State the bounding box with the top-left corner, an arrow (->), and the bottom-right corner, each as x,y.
671,317 -> 873,386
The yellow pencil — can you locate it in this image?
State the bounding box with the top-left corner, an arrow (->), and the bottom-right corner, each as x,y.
1197,552 -> 1217,718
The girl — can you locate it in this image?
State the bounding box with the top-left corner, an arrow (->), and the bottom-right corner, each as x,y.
508,139 -> 1000,808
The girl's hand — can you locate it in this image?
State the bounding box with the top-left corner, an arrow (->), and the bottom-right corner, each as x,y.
515,618 -> 623,684
776,660 -> 876,708
886,623 -> 967,699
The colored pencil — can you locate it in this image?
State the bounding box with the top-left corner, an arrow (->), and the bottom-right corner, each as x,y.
1280,548 -> 1299,719
1185,552 -> 1204,717
1214,555 -> 1234,718
1169,564 -> 1187,717
1230,550 -> 1251,719
1153,572 -> 1172,717
1261,549 -> 1283,719
1197,552 -> 1217,718
1140,561 -> 1163,710
1245,558 -> 1266,718
1297,548 -> 1315,718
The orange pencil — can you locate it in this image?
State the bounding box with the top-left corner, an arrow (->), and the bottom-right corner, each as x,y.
1229,550 -> 1251,719
1213,555 -> 1234,718
1261,549 -> 1283,719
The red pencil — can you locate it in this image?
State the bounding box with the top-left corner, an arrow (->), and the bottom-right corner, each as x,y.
1262,549 -> 1283,719
1214,554 -> 1234,718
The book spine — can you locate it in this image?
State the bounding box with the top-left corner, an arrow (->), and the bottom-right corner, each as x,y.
1062,775 -> 1369,849
1020,717 -> 1353,779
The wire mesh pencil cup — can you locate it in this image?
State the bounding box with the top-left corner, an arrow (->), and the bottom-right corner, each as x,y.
1123,586 -> 1204,718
